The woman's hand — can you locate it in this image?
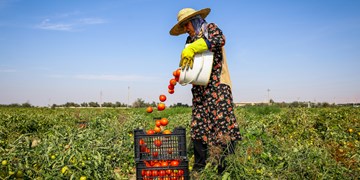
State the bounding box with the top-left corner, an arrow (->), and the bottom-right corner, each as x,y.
179,38 -> 208,70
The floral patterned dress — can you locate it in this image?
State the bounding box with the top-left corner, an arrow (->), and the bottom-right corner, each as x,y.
187,23 -> 242,146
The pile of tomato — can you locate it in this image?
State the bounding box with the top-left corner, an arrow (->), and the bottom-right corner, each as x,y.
141,168 -> 185,180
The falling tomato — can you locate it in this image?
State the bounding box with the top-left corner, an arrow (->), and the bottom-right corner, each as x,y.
146,106 -> 153,113
154,126 -> 161,133
160,118 -> 169,126
169,79 -> 177,86
168,84 -> 174,90
159,94 -> 167,102
173,68 -> 181,77
157,103 -> 166,111
168,89 -> 175,94
155,120 -> 161,127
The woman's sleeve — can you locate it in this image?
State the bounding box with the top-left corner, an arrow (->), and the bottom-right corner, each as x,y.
206,23 -> 226,52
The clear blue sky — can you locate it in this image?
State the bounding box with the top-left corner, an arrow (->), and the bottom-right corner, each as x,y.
1,0 -> 359,106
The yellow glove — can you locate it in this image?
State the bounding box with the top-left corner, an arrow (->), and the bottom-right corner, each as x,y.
179,38 -> 208,70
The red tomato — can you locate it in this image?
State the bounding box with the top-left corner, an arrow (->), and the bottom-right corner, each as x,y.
152,170 -> 158,176
168,89 -> 175,94
159,94 -> 167,102
159,170 -> 166,176
170,160 -> 179,167
157,103 -> 166,111
155,120 -> 161,127
166,169 -> 172,175
170,79 -> 177,86
146,106 -> 153,113
139,139 -> 145,146
160,118 -> 169,126
147,129 -> 155,135
154,139 -> 162,147
161,161 -> 169,167
145,170 -> 152,177
141,170 -> 146,176
153,162 -> 161,167
177,169 -> 184,176
168,84 -> 174,90
152,151 -> 158,158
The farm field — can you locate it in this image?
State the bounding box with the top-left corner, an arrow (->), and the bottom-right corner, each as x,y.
0,106 -> 359,179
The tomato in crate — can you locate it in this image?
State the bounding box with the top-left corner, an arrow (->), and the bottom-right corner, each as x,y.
136,160 -> 189,180
133,127 -> 187,162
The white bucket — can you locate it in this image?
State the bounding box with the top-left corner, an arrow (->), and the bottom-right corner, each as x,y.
179,50 -> 213,86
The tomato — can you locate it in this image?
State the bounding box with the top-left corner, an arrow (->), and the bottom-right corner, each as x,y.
168,89 -> 175,94
170,160 -> 179,167
170,173 -> 178,180
139,139 -> 145,146
160,118 -> 169,126
177,169 -> 184,176
146,106 -> 153,113
163,129 -> 171,135
159,170 -> 166,176
170,79 -> 177,86
167,148 -> 173,154
166,169 -> 172,175
147,129 -> 155,135
155,120 -> 161,127
145,170 -> 152,177
153,162 -> 161,167
168,84 -> 174,90
157,103 -> 166,111
152,151 -> 158,158
145,148 -> 151,154
154,139 -> 162,147
142,170 -> 146,176
152,170 -> 159,176
161,161 -> 169,167
154,126 -> 161,133
173,69 -> 181,77
159,94 -> 167,102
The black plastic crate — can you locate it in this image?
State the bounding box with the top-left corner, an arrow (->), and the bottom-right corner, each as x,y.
134,127 -> 187,162
136,160 -> 189,180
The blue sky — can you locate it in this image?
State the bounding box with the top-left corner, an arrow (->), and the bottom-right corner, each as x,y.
1,0 -> 359,106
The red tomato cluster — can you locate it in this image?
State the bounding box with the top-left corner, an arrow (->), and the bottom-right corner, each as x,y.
141,160 -> 184,180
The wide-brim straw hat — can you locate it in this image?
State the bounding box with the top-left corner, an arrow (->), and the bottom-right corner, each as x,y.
170,8 -> 211,36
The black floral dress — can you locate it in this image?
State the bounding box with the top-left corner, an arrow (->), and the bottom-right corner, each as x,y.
187,23 -> 242,146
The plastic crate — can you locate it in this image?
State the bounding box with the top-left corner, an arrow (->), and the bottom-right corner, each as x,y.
136,160 -> 189,180
134,127 -> 187,162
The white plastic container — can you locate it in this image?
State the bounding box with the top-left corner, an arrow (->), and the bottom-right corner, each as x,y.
179,50 -> 214,86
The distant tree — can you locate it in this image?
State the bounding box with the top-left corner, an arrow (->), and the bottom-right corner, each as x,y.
102,102 -> 114,107
170,103 -> 190,107
88,102 -> 100,107
64,102 -> 80,107
115,101 -> 127,107
22,102 -> 32,107
132,98 -> 152,108
81,102 -> 88,107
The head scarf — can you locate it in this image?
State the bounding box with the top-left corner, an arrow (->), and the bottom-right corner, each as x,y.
189,15 -> 208,41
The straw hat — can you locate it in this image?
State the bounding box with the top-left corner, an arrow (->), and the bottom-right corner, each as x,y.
170,8 -> 211,36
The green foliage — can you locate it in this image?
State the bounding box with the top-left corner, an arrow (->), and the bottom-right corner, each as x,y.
0,107 -> 359,179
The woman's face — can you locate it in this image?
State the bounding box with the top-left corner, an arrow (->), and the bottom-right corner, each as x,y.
183,21 -> 195,37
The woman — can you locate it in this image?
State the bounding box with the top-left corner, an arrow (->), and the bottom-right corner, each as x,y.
170,8 -> 242,174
